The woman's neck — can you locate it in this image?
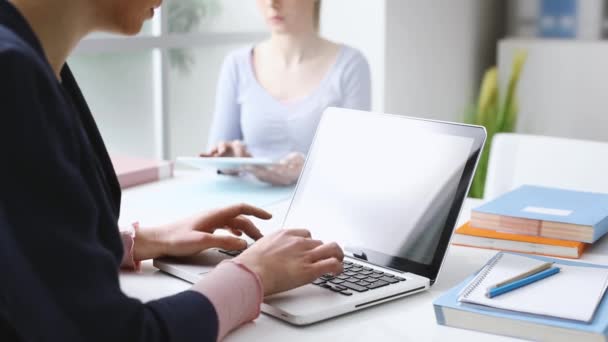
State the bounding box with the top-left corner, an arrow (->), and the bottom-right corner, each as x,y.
10,0 -> 93,79
269,31 -> 323,67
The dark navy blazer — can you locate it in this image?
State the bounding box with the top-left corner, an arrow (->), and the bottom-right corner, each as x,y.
0,1 -> 218,341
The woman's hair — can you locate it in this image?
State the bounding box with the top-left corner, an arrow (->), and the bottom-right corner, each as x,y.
314,0 -> 321,30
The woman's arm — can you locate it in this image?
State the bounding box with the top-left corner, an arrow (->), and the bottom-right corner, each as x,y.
207,52 -> 244,151
0,49 -> 219,342
1,41 -> 346,342
118,208 -> 267,340
341,49 -> 372,111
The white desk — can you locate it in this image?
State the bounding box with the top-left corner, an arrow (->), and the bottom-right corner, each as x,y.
119,170 -> 608,342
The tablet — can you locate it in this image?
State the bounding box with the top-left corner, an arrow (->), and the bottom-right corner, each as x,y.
176,156 -> 277,170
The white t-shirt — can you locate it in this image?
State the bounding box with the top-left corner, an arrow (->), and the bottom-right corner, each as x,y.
207,45 -> 372,159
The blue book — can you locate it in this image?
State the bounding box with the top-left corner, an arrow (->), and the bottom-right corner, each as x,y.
538,0 -> 577,38
473,185 -> 608,243
434,253 -> 608,341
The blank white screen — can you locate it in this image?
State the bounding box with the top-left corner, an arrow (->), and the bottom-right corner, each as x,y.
283,110 -> 475,265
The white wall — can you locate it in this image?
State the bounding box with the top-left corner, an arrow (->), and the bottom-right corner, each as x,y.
320,0 -> 386,112
383,0 -> 503,122
69,51 -> 158,158
499,38 -> 608,142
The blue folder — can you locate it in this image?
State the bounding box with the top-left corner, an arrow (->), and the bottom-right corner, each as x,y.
434,253 -> 608,340
539,0 -> 578,38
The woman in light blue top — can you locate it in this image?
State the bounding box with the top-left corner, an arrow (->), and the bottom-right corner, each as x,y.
203,0 -> 371,185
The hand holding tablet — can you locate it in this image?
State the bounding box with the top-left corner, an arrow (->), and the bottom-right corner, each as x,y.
190,139 -> 305,185
177,156 -> 278,171
178,152 -> 304,186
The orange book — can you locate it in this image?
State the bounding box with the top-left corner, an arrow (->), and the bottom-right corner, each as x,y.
451,221 -> 586,259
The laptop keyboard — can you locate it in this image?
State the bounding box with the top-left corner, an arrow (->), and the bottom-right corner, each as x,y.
314,260 -> 406,296
219,248 -> 406,297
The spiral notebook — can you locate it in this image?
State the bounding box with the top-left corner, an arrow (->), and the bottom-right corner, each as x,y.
458,253 -> 608,322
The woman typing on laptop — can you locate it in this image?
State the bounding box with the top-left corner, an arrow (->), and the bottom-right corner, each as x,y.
202,0 -> 371,185
0,0 -> 343,341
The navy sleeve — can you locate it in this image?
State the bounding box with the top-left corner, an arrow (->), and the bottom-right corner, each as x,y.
0,47 -> 219,341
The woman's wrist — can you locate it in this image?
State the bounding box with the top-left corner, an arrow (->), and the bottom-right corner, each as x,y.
132,225 -> 167,261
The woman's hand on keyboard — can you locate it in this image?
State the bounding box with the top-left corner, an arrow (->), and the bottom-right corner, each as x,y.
133,203 -> 271,261
234,229 -> 344,296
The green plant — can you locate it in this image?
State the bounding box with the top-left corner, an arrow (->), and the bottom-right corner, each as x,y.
167,0 -> 221,74
465,51 -> 527,198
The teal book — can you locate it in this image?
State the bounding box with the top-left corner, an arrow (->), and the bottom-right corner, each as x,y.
434,253 -> 608,341
473,185 -> 608,243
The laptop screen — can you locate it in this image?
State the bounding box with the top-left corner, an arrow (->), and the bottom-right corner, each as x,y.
282,108 -> 486,282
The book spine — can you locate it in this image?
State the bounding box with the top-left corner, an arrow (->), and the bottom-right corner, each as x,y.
117,162 -> 173,189
433,304 -> 446,325
157,162 -> 174,180
434,304 -> 603,341
593,214 -> 608,243
117,168 -> 158,189
451,228 -> 582,258
471,211 -> 541,235
471,212 -> 595,243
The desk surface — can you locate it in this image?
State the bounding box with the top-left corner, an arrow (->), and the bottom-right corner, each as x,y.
119,170 -> 608,342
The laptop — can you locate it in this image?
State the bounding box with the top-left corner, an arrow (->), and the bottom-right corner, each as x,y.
154,107 -> 486,325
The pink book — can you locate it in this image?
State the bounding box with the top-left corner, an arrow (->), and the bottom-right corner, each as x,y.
110,155 -> 174,189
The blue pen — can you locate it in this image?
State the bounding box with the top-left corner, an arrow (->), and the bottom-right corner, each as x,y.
487,267 -> 561,298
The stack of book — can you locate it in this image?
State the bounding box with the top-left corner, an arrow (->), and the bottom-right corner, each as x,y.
452,185 -> 608,258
